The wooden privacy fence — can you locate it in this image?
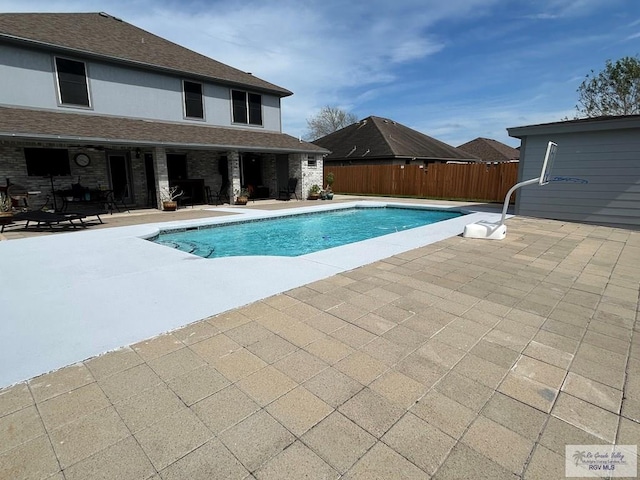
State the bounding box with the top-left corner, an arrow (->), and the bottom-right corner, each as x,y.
325,162 -> 519,203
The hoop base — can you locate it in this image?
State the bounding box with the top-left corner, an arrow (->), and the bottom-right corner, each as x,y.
463,221 -> 506,240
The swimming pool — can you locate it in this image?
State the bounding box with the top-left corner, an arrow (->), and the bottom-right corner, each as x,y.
152,205 -> 464,258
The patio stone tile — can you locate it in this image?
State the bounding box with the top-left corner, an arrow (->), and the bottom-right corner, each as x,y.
575,342 -> 628,371
0,435 -> 60,480
0,382 -> 33,418
305,293 -> 346,312
188,333 -> 242,363
523,445 -> 569,480
411,389 -> 475,439
266,386 -> 333,436
28,363 -> 94,403
241,301 -> 282,320
343,442 -> 428,480
433,298 -> 474,316
159,437 -> 249,480
225,321 -> 274,347
301,412 -> 376,474
191,385 -> 260,435
134,407 -> 212,471
448,317 -> 492,338
253,445 -> 330,480
369,370 -> 427,409
84,347 -> 144,381
114,383 -> 184,433
325,302 -> 368,322
360,337 -> 411,366
236,366 -> 297,406
396,354 -> 448,390
401,315 -> 447,337
432,326 -> 478,351
132,333 -> 184,362
352,312 -> 397,335
273,349 -> 328,383
207,310 -> 252,331
38,382 -> 110,431
305,336 -> 355,365
413,306 -> 458,329
335,351 -> 388,386
0,405 -> 45,454
280,303 -> 323,323
276,321 -> 325,347
219,410 -> 295,473
433,443 -> 517,480
551,392 -> 619,443
539,416 -> 606,456
504,308 -> 546,328
570,355 -> 625,390
166,364 -> 231,406
263,292 -> 300,310
617,416 -> 640,448
286,286 -> 320,302
462,415 -> 534,475
481,392 -> 547,441
435,372 -> 493,412
511,355 -> 567,390
209,348 -> 268,382
468,339 -> 519,369
622,397 -> 640,423
170,319 -> 220,345
561,372 -> 622,414
541,318 -> 585,339
522,341 -> 573,369
482,329 -> 529,352
498,371 -> 558,413
382,412 -> 456,475
49,406 -> 129,469
588,320 -> 631,341
415,339 -> 465,369
147,345 -> 206,381
382,325 -> 428,349
330,324 -> 376,349
304,367 -> 364,408
63,436 -> 155,480
97,363 -> 162,404
247,333 -> 298,364
302,312 -> 348,334
338,388 -> 404,438
451,353 -> 509,389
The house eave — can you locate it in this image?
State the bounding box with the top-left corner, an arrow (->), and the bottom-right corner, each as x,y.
508,115 -> 640,139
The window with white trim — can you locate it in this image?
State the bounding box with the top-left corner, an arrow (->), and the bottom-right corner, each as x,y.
231,90 -> 262,125
55,57 -> 90,107
307,155 -> 317,167
183,80 -> 204,119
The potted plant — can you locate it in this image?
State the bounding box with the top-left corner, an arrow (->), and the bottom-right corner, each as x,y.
308,184 -> 321,200
234,188 -> 250,205
325,172 -> 335,200
160,186 -> 182,211
0,193 -> 13,225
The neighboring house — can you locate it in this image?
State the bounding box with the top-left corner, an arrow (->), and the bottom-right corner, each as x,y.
457,137 -> 520,163
508,115 -> 640,228
0,12 -> 327,209
313,116 -> 478,166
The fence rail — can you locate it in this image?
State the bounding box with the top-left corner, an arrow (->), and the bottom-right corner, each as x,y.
325,162 -> 519,202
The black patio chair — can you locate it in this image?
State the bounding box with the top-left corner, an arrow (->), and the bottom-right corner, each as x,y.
278,178 -> 298,201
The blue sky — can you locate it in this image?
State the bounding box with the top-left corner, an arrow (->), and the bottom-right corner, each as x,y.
2,1 -> 640,147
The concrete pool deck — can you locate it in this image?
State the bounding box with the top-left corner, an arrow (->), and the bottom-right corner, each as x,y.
1,197 -> 639,479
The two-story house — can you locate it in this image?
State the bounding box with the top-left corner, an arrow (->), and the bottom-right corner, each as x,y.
0,12 -> 327,210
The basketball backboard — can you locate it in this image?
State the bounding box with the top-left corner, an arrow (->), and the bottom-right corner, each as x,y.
539,141 -> 558,186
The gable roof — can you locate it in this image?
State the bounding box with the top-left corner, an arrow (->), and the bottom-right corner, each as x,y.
457,137 -> 519,162
313,116 -> 478,162
0,106 -> 326,154
0,12 -> 292,97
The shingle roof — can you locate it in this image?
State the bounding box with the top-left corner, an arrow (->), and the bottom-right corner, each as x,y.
0,106 -> 327,154
0,12 -> 292,97
457,137 -> 519,162
313,116 -> 478,161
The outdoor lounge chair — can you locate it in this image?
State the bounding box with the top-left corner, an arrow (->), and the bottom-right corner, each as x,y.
1,211 -> 88,233
278,178 -> 298,200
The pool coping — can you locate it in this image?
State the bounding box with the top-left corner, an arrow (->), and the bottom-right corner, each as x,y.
0,201 -> 504,387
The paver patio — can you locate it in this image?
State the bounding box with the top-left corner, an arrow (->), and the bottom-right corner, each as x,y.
1,207 -> 639,479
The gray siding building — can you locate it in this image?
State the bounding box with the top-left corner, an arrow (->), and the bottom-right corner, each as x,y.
508,116 -> 640,228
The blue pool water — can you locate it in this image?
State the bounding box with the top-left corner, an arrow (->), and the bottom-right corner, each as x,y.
152,206 -> 463,258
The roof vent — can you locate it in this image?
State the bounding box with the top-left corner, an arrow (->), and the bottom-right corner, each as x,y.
346,146 -> 357,157
357,120 -> 367,129
98,12 -> 110,18
383,119 -> 388,123
362,149 -> 370,157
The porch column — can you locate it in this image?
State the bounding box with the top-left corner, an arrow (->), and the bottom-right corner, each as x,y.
154,146 -> 169,209
228,150 -> 240,203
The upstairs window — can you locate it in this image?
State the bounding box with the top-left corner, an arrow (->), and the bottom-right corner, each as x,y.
232,90 -> 262,125
183,81 -> 204,119
55,57 -> 90,107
